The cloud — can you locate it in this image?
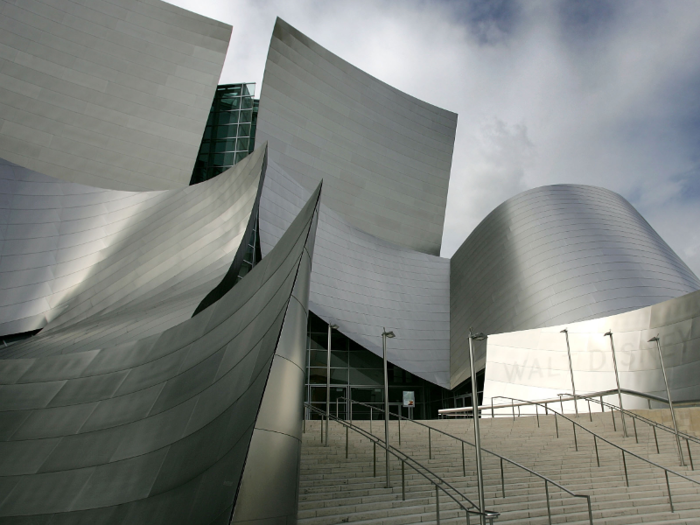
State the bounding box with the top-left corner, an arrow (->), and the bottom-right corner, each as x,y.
168,0 -> 700,276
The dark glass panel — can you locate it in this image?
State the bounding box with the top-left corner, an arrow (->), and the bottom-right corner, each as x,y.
349,368 -> 384,386
236,138 -> 249,151
238,123 -> 251,136
234,151 -> 248,163
330,351 -> 349,367
349,349 -> 383,369
239,109 -> 253,123
308,350 -> 326,366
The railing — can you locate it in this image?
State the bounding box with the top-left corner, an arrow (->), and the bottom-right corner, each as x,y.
443,395 -> 700,514
441,389 -> 700,469
304,403 -> 499,525
339,397 -> 593,525
564,390 -> 700,469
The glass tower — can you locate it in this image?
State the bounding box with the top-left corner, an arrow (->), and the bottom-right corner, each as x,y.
190,83 -> 259,185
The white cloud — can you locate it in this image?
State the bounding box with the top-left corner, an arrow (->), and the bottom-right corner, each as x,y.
168,0 -> 700,276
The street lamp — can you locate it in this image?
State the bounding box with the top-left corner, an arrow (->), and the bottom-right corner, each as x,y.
649,335 -> 684,466
325,322 -> 338,446
382,328 -> 395,488
469,328 -> 487,525
604,330 -> 627,437
560,329 -> 578,414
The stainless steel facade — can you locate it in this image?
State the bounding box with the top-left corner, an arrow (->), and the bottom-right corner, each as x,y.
256,18 -> 457,256
483,288 -> 700,413
450,185 -> 700,388
259,159 -> 451,388
0,0 -> 231,190
0,167 -> 320,523
0,147 -> 266,342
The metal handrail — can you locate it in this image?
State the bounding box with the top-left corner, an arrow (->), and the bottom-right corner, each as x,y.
304,403 -> 499,524
563,391 -> 698,469
441,389 -> 699,468
467,395 -> 700,513
339,397 -> 593,525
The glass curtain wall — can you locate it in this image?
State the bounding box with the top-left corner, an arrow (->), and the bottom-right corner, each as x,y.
305,312 -> 455,420
190,83 -> 259,185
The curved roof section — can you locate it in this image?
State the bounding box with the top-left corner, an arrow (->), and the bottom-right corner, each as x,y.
256,18 -> 457,256
450,185 -> 700,388
260,159 -> 451,388
0,178 -> 321,522
0,146 -> 265,341
0,0 -> 231,190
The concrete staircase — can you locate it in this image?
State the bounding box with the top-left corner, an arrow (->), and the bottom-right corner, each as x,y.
298,411 -> 700,525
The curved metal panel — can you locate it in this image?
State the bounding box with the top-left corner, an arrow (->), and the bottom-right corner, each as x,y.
450,185 -> 700,388
260,160 -> 451,388
256,18 -> 457,255
0,146 -> 267,351
0,0 -> 231,190
0,178 -> 321,524
483,289 -> 700,413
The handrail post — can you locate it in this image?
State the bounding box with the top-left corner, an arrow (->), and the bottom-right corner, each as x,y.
622,450 -> 629,486
491,398 -> 494,419
544,480 -> 552,525
586,496 -> 594,525
373,441 -> 377,477
632,416 -> 638,443
611,405 -> 617,432
398,415 -> 401,446
559,393 -> 564,413
665,471 -> 674,512
587,399 -> 592,422
401,460 -> 405,500
600,395 -> 604,412
511,400 -> 515,420
500,458 -> 505,498
321,414 -> 324,442
594,435 -> 600,467
462,442 -> 466,476
653,426 -> 660,454
429,427 -> 432,460
345,425 -> 349,459
573,422 -> 578,451
687,439 -> 694,470
370,407 -> 373,434
336,398 -> 339,419
554,413 -> 559,438
535,404 -> 540,427
435,485 -> 440,525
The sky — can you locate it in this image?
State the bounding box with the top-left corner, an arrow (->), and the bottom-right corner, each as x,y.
169,0 -> 700,276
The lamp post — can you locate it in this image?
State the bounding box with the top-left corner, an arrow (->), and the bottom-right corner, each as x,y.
382,328 -> 395,488
649,335 -> 684,466
325,322 -> 338,446
604,330 -> 627,437
469,328 -> 487,525
560,328 -> 578,415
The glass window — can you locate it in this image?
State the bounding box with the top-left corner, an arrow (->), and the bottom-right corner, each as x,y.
238,123 -> 251,136
308,332 -> 326,351
239,109 -> 253,123
236,138 -> 249,151
214,140 -> 235,153
218,111 -> 239,125
350,350 -> 383,368
308,349 -> 326,366
203,126 -> 212,140
349,368 -> 384,386
309,367 -> 326,384
235,151 -> 248,163
223,152 -> 235,165
331,351 -> 349,367
241,96 -> 253,109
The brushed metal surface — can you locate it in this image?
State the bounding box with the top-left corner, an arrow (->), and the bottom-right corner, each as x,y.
0,147 -> 266,344
259,159 -> 451,388
451,185 -> 700,388
482,289 -> 700,414
0,173 -> 321,523
0,0 -> 231,190
256,18 -> 457,255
